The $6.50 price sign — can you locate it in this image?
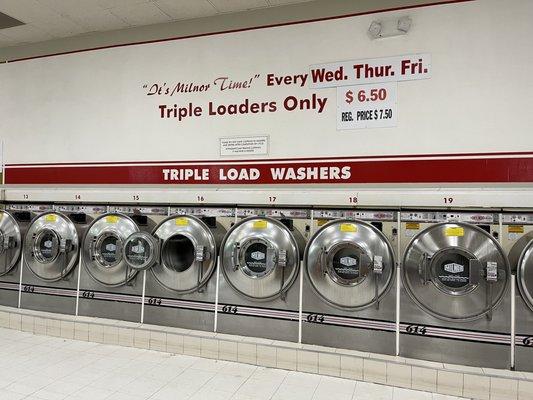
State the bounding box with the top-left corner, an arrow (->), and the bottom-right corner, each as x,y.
336,82 -> 397,130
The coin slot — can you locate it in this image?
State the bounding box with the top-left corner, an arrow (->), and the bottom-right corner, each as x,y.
68,213 -> 87,224
370,221 -> 383,232
201,216 -> 217,229
13,211 -> 31,222
131,215 -> 148,226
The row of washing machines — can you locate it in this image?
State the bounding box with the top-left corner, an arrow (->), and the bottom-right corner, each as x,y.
1,203 -> 532,372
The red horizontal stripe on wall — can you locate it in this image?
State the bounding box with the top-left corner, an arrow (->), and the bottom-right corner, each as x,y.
5,157 -> 533,184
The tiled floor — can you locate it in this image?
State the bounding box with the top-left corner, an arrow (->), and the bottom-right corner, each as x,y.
0,328 -> 469,400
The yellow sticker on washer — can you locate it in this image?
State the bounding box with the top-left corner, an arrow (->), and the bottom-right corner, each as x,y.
317,219 -> 328,227
253,220 -> 268,229
175,217 -> 189,226
45,214 -> 57,222
406,222 -> 420,230
445,227 -> 464,236
340,223 -> 357,233
508,225 -> 525,234
106,215 -> 120,224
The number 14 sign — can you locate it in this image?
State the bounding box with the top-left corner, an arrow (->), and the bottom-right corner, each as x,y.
336,82 -> 397,130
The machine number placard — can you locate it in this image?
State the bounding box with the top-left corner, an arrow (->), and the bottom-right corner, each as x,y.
405,324 -> 428,335
336,82 -> 397,130
81,290 -> 95,299
306,313 -> 325,324
147,297 -> 162,306
221,305 -> 238,314
22,285 -> 35,293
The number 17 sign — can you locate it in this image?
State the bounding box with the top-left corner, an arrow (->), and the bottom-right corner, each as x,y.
336,82 -> 397,130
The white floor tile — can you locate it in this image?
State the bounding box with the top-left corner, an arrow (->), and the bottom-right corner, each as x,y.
393,387 -> 432,400
354,381 -> 393,400
0,390 -> 27,400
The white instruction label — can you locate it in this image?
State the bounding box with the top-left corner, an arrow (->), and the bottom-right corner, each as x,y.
220,135 -> 268,156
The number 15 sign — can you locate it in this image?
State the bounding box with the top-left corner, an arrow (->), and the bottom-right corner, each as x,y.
336,82 -> 397,130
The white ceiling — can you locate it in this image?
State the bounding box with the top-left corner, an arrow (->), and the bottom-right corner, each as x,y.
0,0 -> 314,48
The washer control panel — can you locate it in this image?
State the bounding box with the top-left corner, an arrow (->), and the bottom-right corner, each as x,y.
110,206 -> 168,215
4,203 -> 52,212
236,208 -> 309,219
53,204 -> 107,214
171,207 -> 235,217
315,209 -> 396,221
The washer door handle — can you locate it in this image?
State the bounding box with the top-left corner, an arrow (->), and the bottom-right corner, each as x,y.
196,245 -> 205,293
358,252 -> 372,277
485,261 -> 499,321
418,252 -> 431,284
232,242 -> 241,271
59,238 -> 73,280
468,258 -> 482,285
372,255 -> 384,310
1,236 -> 15,274
277,249 -> 288,301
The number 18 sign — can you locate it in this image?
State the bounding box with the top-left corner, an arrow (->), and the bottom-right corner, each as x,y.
336,82 -> 397,130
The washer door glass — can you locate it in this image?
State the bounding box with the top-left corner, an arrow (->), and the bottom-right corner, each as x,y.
221,217 -> 300,301
123,232 -> 159,271
429,248 -> 480,295
82,214 -> 139,287
94,232 -> 122,267
240,239 -> 276,278
23,213 -> 79,282
152,215 -> 218,293
305,220 -> 395,310
402,222 -> 509,321
327,242 -> 370,286
0,211 -> 22,276
34,229 -> 60,263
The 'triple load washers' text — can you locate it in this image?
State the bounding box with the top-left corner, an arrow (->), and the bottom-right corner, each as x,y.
162,166 -> 351,182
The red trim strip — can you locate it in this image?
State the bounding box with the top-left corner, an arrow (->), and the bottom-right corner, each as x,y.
5,149 -> 528,168
5,0 -> 474,64
5,156 -> 533,184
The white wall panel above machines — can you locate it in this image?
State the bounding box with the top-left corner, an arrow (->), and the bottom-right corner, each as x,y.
1,0 -> 532,187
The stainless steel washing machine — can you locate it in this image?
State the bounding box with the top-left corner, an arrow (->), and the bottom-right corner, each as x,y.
0,204 -> 51,308
400,211 -> 511,368
78,210 -> 149,322
141,207 -> 232,331
217,208 -> 308,342
504,213 -> 533,371
19,210 -> 80,314
302,209 -> 398,354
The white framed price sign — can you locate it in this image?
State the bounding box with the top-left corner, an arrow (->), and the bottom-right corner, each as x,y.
336,82 -> 397,130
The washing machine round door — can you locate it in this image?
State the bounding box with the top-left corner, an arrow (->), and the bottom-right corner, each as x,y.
123,232 -> 159,271
82,214 -> 139,286
152,215 -> 217,293
23,212 -> 78,282
402,222 -> 509,321
220,217 -> 300,301
305,220 -> 395,310
0,211 -> 22,276
516,238 -> 533,312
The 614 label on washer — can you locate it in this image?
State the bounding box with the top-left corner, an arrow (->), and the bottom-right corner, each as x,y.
337,82 -> 397,130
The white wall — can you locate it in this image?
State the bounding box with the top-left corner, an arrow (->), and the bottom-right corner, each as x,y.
0,0 -> 531,165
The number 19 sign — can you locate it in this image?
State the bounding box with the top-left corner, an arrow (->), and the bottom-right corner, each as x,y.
336,82 -> 397,130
